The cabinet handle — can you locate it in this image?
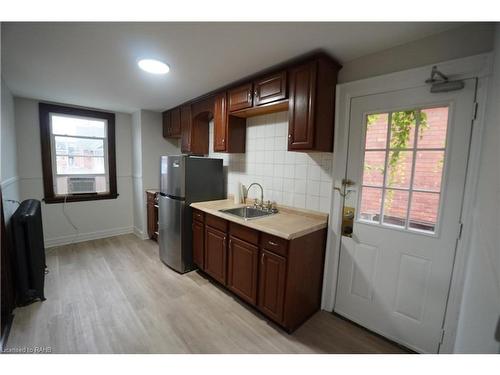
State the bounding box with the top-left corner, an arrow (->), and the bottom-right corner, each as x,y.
261,253 -> 265,265
222,138 -> 225,143
247,91 -> 252,101
254,90 -> 258,98
268,241 -> 278,247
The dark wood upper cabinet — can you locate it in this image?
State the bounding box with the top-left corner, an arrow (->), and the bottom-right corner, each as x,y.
180,104 -> 192,153
213,92 -> 228,152
228,83 -> 253,112
227,236 -> 259,305
170,107 -> 181,138
163,107 -> 181,139
162,111 -> 171,138
288,56 -> 339,152
204,225 -> 227,285
162,52 -> 340,153
258,249 -> 287,323
288,61 -> 316,150
213,92 -> 246,153
254,71 -> 287,106
192,219 -> 205,270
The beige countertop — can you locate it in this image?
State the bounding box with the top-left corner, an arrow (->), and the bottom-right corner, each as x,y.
190,199 -> 328,240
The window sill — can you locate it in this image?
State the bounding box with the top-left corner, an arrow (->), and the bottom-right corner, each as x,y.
43,193 -> 119,204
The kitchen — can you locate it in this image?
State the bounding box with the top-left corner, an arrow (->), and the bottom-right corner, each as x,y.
1,17 -> 499,368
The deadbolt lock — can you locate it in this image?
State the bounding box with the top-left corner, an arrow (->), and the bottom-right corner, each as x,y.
341,206 -> 355,237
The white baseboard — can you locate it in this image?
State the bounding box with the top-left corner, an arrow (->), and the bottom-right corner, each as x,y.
45,226 -> 134,248
133,226 -> 149,240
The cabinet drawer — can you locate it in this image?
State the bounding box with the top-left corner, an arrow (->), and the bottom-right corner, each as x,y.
261,233 -> 288,257
192,209 -> 205,223
206,214 -> 228,232
229,222 -> 259,245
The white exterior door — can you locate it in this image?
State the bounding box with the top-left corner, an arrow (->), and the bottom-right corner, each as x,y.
334,80 -> 476,353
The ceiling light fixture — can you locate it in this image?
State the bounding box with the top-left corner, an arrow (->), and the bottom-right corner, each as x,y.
138,59 -> 170,75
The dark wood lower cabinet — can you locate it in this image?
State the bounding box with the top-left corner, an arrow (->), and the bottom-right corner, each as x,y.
204,225 -> 227,285
192,219 -> 204,269
192,212 -> 327,332
227,236 -> 259,305
257,249 -> 287,323
146,191 -> 158,241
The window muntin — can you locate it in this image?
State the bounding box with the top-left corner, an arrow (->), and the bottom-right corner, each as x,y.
358,106 -> 449,234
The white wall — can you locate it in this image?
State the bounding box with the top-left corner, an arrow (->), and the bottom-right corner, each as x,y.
339,23 -> 494,83
14,97 -> 134,247
454,26 -> 500,353
209,112 -> 333,212
131,109 -> 180,238
1,78 -> 20,222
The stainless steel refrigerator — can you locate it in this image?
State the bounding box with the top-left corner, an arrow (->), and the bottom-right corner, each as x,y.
159,155 -> 224,273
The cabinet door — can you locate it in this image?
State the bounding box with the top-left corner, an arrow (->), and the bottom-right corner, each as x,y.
162,111 -> 171,138
170,107 -> 182,138
288,61 -> 317,150
205,226 -> 227,285
254,71 -> 287,106
192,220 -> 204,270
258,249 -> 286,323
180,104 -> 192,153
213,92 -> 227,152
228,83 -> 253,112
227,236 -> 259,305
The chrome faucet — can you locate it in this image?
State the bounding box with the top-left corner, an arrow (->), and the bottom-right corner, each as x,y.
244,183 -> 264,207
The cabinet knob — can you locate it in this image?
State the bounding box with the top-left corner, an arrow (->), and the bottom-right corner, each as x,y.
222,138 -> 225,143
288,134 -> 292,142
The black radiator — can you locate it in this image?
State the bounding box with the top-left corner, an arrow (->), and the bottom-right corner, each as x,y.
11,199 -> 46,305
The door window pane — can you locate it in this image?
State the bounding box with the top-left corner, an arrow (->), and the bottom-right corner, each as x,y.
362,151 -> 385,186
409,192 -> 440,232
417,107 -> 448,149
359,187 -> 383,223
413,151 -> 445,192
386,151 -> 413,189
365,113 -> 389,149
357,106 -> 449,234
383,189 -> 409,228
389,111 -> 416,149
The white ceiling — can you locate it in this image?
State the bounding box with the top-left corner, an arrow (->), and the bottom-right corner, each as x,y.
1,22 -> 461,113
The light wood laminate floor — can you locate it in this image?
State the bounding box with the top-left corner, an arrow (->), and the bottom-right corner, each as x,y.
6,234 -> 407,354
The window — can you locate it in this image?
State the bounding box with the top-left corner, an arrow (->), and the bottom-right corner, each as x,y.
39,103 -> 117,203
358,106 -> 449,234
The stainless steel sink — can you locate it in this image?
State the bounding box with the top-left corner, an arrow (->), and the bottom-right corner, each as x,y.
219,206 -> 276,220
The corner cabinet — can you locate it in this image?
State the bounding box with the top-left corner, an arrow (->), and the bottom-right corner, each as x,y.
191,209 -> 327,332
287,56 -> 340,152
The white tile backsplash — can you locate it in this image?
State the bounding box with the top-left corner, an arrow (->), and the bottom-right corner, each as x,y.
208,111 -> 333,213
